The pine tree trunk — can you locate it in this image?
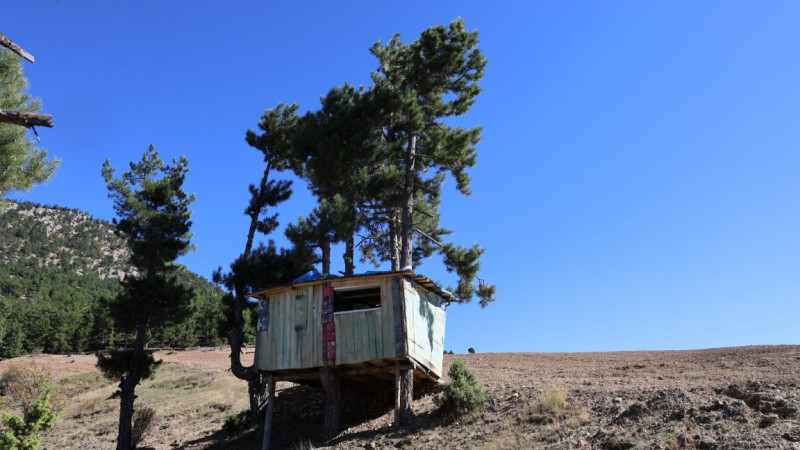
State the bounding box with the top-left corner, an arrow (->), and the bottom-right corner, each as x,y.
116,376 -> 137,450
344,234 -> 355,277
320,367 -> 341,440
400,134 -> 417,271
344,201 -> 356,276
390,209 -> 400,271
321,240 -> 331,276
230,177 -> 271,426
230,283 -> 251,380
396,366 -> 414,427
400,367 -> 414,425
116,309 -> 148,450
248,374 -> 268,425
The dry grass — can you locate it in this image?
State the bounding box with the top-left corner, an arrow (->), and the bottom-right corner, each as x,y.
537,388 -> 566,414
36,359 -> 248,449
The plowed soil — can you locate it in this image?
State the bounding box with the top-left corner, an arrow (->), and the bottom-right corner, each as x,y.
2,345 -> 798,449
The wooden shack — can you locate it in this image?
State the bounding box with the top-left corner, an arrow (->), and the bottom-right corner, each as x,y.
249,270 -> 449,438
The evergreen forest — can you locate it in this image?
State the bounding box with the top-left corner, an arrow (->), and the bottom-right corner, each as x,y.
0,200 -> 234,358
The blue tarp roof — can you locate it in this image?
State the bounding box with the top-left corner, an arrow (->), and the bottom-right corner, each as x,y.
288,269 -> 453,301
291,269 -> 394,283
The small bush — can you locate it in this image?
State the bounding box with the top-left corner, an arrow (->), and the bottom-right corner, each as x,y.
222,410 -> 252,438
0,391 -> 59,450
435,358 -> 486,416
468,347 -> 476,354
0,365 -> 66,415
132,407 -> 156,448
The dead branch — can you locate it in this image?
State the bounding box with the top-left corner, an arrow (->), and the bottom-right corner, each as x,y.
0,109 -> 54,128
413,227 -> 443,248
0,33 -> 34,63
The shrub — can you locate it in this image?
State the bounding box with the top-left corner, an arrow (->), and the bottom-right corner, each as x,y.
467,347 -> 475,354
222,410 -> 252,438
132,407 -> 156,449
0,391 -> 59,450
0,366 -> 66,415
435,358 -> 486,416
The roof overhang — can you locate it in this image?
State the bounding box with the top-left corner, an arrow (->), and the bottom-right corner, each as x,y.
247,270 -> 454,304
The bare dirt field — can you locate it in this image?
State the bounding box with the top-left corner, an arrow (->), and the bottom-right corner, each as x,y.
2,345 -> 799,449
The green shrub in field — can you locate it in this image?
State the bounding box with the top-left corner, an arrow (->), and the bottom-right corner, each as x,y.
222,410 -> 252,438
0,391 -> 58,450
435,358 -> 486,416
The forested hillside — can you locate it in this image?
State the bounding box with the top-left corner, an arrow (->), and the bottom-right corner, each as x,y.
0,201 -> 228,358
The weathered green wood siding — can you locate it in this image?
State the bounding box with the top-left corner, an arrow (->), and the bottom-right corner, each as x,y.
255,274 -> 445,378
333,276 -> 396,365
256,275 -> 401,372
256,284 -> 324,371
404,280 -> 446,376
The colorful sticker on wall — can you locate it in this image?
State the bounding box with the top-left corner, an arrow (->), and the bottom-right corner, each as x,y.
322,285 -> 336,361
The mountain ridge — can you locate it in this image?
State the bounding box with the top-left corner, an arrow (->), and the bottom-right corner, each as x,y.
0,200 -> 227,357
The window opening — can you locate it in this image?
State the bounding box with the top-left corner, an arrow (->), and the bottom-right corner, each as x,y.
334,286 -> 381,313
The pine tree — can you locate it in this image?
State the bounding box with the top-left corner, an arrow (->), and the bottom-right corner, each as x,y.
215,104 -> 314,426
285,196 -> 352,276
97,146 -> 195,450
0,48 -> 59,200
369,19 -> 496,306
290,84 -> 383,276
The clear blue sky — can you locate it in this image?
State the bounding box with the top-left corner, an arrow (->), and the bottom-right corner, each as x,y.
5,1 -> 800,352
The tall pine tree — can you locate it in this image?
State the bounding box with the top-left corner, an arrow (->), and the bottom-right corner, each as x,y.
98,146 -> 195,450
369,19 -> 495,306
215,103 -> 315,425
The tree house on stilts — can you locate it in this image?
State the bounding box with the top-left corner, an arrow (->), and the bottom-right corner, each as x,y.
249,270 -> 449,443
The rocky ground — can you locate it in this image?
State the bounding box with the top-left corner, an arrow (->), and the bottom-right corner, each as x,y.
1,346 -> 798,449
292,345 -> 800,449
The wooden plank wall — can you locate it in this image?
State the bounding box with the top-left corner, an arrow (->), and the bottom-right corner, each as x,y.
256,284 -> 324,372
404,280 -> 446,377
333,275 -> 396,365
257,275 -> 400,372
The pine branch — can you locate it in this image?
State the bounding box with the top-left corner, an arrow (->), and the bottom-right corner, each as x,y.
0,109 -> 54,128
0,32 -> 35,63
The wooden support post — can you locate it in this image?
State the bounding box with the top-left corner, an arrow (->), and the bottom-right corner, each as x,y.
394,362 -> 414,428
394,361 -> 401,428
320,366 -> 341,440
399,365 -> 414,426
261,375 -> 275,450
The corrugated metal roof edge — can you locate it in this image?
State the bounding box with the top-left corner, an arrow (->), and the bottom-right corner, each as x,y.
247,270 -> 454,304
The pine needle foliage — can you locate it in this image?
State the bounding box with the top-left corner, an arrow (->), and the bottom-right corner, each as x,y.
0,48 -> 59,200
0,391 -> 58,450
99,145 -> 195,450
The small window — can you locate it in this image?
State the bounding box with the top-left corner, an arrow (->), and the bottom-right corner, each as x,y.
334,287 -> 381,313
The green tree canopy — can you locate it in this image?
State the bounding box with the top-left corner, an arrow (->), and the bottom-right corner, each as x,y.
0,48 -> 58,200
98,145 -> 195,450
